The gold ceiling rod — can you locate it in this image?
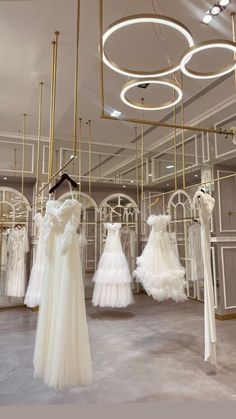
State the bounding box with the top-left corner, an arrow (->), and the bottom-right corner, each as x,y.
37,0 -> 81,196
21,113 -> 27,200
36,82 -> 43,201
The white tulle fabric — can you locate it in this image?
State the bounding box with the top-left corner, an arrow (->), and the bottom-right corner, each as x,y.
193,191 -> 217,366
92,223 -> 134,308
133,214 -> 186,302
24,213 -> 45,308
33,199 -> 92,390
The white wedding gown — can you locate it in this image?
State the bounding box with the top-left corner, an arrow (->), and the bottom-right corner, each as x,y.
92,223 -> 134,308
33,199 -> 92,389
5,227 -> 29,297
133,214 -> 186,302
24,213 -> 44,308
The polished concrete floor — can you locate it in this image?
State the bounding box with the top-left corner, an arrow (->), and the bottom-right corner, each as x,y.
0,294 -> 236,405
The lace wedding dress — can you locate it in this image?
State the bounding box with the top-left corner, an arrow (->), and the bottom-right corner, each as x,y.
133,214 -> 186,302
33,199 -> 92,389
92,223 -> 134,308
5,227 -> 29,297
24,213 -> 44,308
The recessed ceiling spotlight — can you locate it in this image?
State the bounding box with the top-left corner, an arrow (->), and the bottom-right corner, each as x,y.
166,183 -> 170,186
211,5 -> 221,15
110,110 -> 121,117
77,182 -> 80,185
123,185 -> 126,188
166,165 -> 174,169
194,174 -> 198,177
70,154 -> 74,159
202,13 -> 213,24
148,173 -> 152,177
3,177 -> 7,180
130,180 -> 134,183
219,0 -> 230,5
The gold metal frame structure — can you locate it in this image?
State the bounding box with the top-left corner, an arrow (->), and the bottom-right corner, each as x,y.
37,0 -> 81,196
21,113 -> 27,199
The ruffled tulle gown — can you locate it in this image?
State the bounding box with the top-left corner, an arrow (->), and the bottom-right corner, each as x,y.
133,214 -> 186,302
33,199 -> 92,389
92,223 -> 134,308
24,213 -> 44,308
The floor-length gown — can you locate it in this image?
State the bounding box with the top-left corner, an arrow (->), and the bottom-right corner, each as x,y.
34,199 -> 92,389
5,227 -> 29,297
24,213 -> 44,308
193,190 -> 217,365
133,214 -> 186,302
92,223 -> 134,308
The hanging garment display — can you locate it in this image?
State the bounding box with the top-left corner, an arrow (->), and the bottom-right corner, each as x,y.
168,231 -> 179,259
5,226 -> 29,297
33,199 -> 92,390
188,222 -> 204,282
120,225 -> 131,269
130,229 -> 137,273
133,214 -> 186,302
193,190 -> 217,366
78,227 -> 87,280
24,213 -> 45,308
92,223 -> 134,308
0,230 -> 8,272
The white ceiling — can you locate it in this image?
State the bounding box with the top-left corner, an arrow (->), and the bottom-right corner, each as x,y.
0,0 -> 235,175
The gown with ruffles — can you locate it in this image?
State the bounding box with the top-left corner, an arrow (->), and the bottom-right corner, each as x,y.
133,214 -> 186,302
33,199 -> 92,389
24,213 -> 44,308
92,223 -> 134,308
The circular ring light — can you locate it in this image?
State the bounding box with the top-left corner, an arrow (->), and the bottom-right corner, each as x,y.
180,40 -> 236,79
103,14 -> 194,78
120,79 -> 183,111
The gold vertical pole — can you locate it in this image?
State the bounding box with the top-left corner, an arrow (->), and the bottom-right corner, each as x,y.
135,127 -> 139,207
55,149 -> 59,172
99,0 -> 105,114
48,31 -> 59,181
173,95 -> 177,191
231,13 -> 236,89
141,99 -> 144,200
48,40 -> 56,181
21,113 -> 27,199
180,73 -> 186,189
13,148 -> 17,173
36,82 -> 43,199
79,118 -> 82,194
88,120 -> 92,204
72,0 -> 81,157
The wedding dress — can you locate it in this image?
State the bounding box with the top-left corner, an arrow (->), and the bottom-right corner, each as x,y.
5,227 -> 29,297
193,190 -> 216,365
92,223 -> 134,308
24,213 -> 45,308
78,228 -> 87,280
133,214 -> 186,302
1,231 -> 8,272
33,199 -> 92,389
188,222 -> 204,282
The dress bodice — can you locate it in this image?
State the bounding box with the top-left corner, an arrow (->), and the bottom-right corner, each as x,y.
105,223 -> 121,235
44,199 -> 81,255
147,214 -> 170,233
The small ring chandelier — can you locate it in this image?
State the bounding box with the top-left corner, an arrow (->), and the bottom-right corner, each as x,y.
102,13 -> 236,110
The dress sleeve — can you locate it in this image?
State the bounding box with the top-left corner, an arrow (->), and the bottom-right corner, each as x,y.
60,204 -> 81,255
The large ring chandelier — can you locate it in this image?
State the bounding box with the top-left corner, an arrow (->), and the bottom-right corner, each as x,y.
120,79 -> 183,111
180,40 -> 236,79
103,14 -> 194,78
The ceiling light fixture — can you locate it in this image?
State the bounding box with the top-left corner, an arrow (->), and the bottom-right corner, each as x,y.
103,14 -> 194,78
148,173 -> 152,177
120,79 -> 183,111
110,110 -> 121,117
166,165 -> 174,169
123,185 -> 126,188
219,0 -> 230,6
202,13 -> 213,24
211,5 -> 221,15
3,177 -> 7,180
181,40 -> 236,79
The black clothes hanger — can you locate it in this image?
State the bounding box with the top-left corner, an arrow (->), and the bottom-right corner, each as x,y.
49,173 -> 77,194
